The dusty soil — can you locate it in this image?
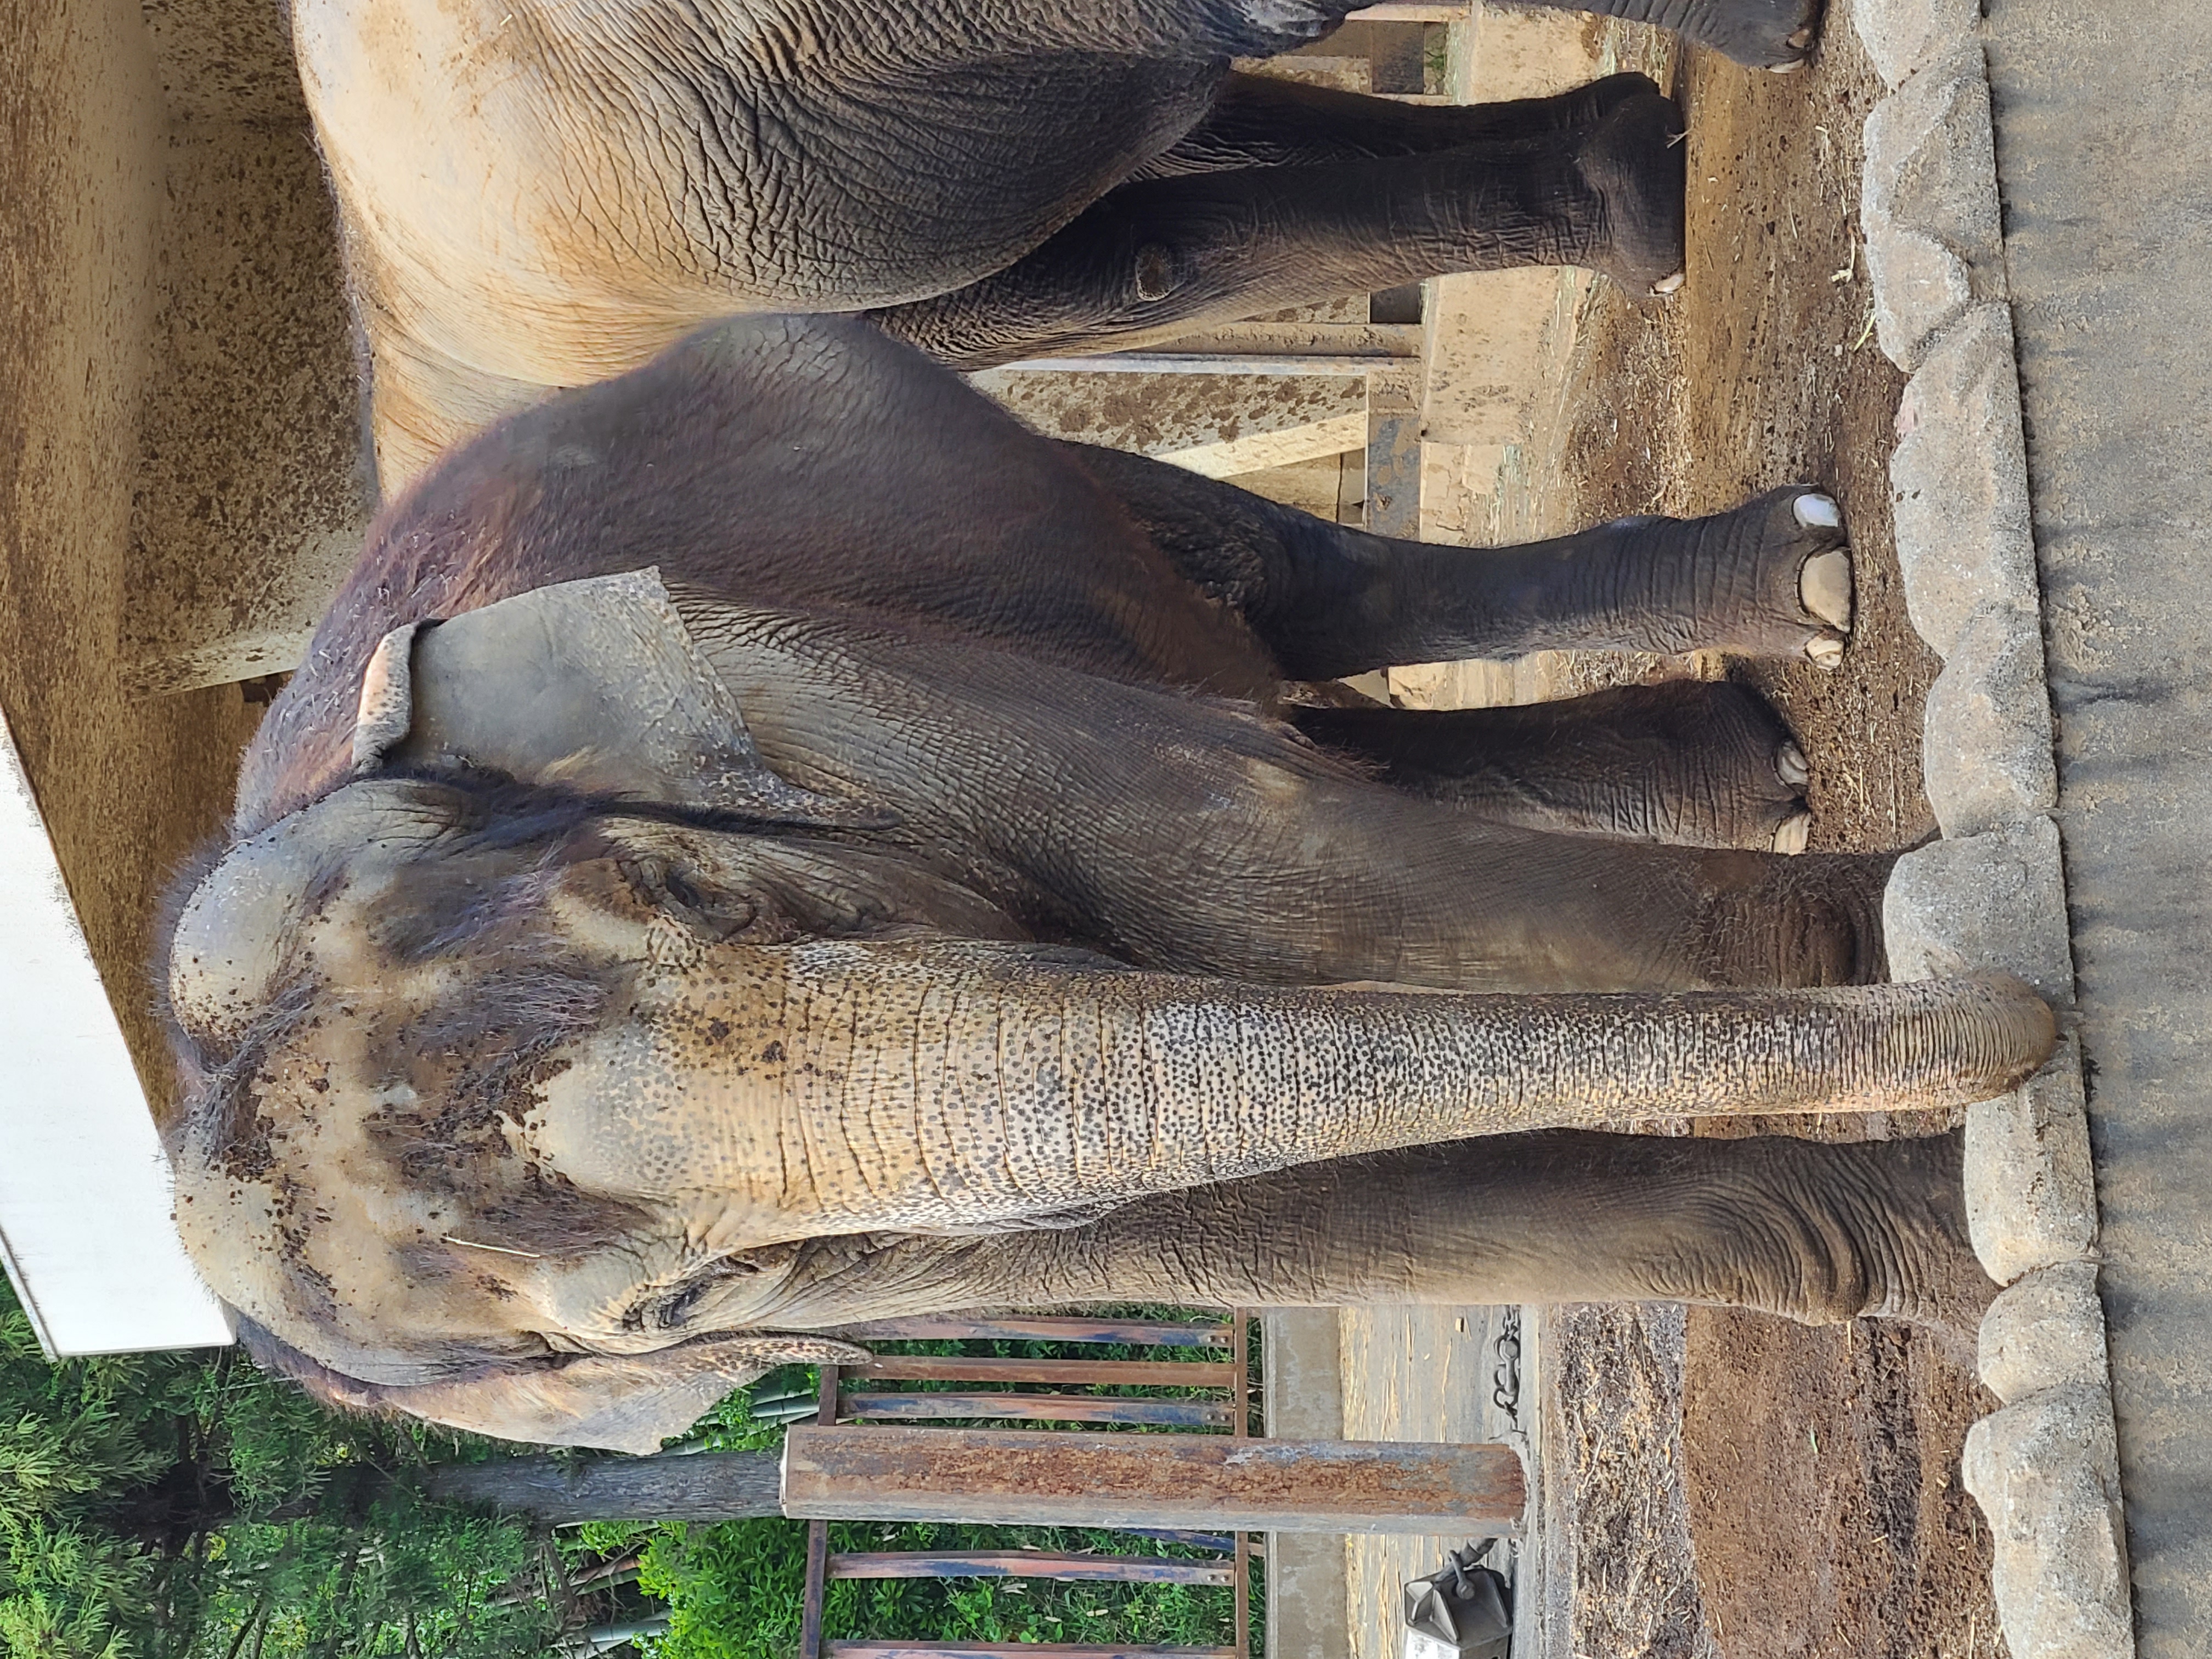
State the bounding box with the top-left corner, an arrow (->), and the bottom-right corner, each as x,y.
1545,19 -> 2006,1659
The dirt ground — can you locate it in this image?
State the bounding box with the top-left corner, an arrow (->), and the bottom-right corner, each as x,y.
1544,19 -> 2006,1659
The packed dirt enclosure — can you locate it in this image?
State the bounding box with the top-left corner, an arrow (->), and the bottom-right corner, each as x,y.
1418,11 -> 2000,1659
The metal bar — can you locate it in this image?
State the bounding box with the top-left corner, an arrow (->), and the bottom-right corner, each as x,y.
844,1356 -> 1235,1387
1232,1313 -> 1250,1659
782,1426 -> 1526,1536
1347,2 -> 1475,19
1121,1528 -> 1237,1553
833,1316 -> 1232,1348
838,1392 -> 1233,1427
828,1647 -> 1234,1659
800,1365 -> 838,1659
980,354 -> 1383,378
826,1552 -> 1235,1585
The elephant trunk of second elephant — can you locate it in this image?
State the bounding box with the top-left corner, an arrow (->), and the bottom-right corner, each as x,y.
565,943 -> 2056,1237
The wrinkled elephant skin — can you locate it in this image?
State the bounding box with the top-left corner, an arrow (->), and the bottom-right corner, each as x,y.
157,318 -> 2049,1451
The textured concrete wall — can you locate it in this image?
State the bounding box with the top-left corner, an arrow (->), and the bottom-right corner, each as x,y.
1264,1311 -> 1355,1659
2,0 -> 266,1109
1974,1 -> 2212,1652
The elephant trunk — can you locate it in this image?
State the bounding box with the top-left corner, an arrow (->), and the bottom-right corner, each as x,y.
666,944 -> 2056,1235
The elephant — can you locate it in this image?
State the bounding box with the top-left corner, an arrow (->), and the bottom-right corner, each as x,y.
297,0 -> 1823,488
159,315 -> 2053,1453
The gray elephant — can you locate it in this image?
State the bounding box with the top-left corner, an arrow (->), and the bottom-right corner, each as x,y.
300,0 -> 1819,487
161,316 -> 2050,1453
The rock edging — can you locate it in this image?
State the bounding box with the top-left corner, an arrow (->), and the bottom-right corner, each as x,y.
1854,3 -> 2135,1655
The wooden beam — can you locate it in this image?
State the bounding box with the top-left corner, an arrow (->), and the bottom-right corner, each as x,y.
419,1450 -> 781,1523
782,1427 -> 1525,1536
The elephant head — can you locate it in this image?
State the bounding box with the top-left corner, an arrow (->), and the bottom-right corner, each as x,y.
163,569 -> 2053,1451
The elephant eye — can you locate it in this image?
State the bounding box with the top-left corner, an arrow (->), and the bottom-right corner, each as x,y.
654,1278 -> 714,1329
640,1251 -> 771,1331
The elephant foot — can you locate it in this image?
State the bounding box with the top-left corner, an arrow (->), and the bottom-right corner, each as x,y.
1681,0 -> 1827,72
1688,1131 -> 1998,1350
1637,486 -> 1855,664
1296,680 -> 1814,853
1695,847 -> 1895,986
1570,89 -> 1688,295
1854,1132 -> 2002,1356
1553,70 -> 1667,133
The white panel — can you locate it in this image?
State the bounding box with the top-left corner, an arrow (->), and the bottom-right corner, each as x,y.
0,710 -> 234,1355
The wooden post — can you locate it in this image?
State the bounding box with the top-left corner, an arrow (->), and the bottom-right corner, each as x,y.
1364,362 -> 1424,539
782,1427 -> 1524,1537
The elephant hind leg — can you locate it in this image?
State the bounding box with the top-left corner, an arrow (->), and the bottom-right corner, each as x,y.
1131,70 -> 1662,177
1291,680 -> 1815,853
867,91 -> 1686,368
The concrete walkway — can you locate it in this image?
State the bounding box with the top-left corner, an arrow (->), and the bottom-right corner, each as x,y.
1980,4 -> 2212,1652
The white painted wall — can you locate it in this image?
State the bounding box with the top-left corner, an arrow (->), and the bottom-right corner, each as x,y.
0,710 -> 233,1356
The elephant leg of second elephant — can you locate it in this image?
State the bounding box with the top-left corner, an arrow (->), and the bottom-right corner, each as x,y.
1291,681 -> 1814,851
1131,69 -> 1661,175
1513,0 -> 1825,70
1063,445 -> 1851,672
868,92 -> 1684,365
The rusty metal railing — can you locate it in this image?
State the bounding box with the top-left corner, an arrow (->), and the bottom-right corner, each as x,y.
797,1312 -> 1259,1659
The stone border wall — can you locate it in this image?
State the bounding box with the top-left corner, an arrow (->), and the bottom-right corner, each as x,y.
1853,3 -> 2134,1654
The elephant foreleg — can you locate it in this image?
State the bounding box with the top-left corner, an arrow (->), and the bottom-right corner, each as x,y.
866,91 -> 1685,366
706,611 -> 1892,989
1064,445 -> 1853,669
1132,69 -> 1660,176
1290,681 -> 1815,853
793,1131 -> 1996,1339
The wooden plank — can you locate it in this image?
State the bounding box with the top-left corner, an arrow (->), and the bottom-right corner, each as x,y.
828,1647 -> 1234,1659
839,1392 -> 1233,1427
782,1427 -> 1525,1536
834,1316 -> 1231,1347
845,1356 -> 1234,1387
419,1449 -> 781,1523
827,1552 -> 1234,1585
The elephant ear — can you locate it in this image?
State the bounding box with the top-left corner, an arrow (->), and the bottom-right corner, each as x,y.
306,1331 -> 872,1454
352,568 -> 885,828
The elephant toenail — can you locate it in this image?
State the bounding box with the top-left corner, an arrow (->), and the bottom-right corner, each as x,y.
1776,741 -> 1810,788
1773,811 -> 1813,855
1652,270 -> 1686,295
1805,634 -> 1846,669
1799,548 -> 1853,631
1793,492 -> 1842,529
1768,59 -> 1808,74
